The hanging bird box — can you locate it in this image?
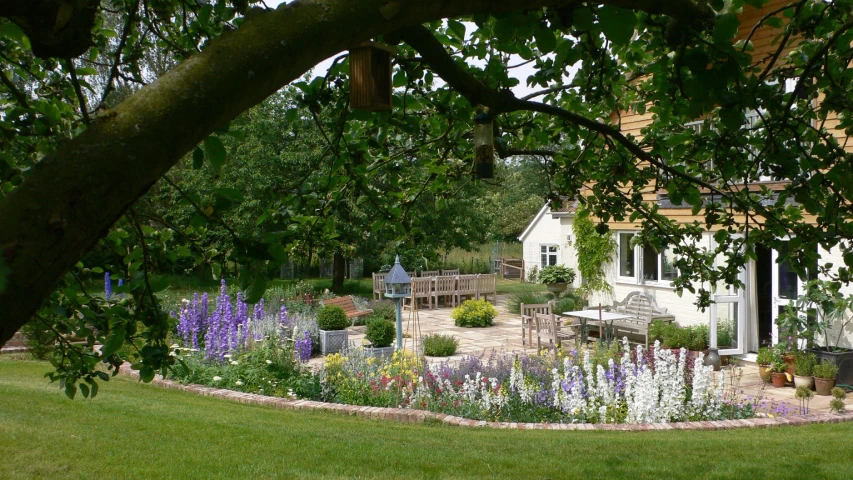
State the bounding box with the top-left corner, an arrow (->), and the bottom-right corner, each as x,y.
349,42 -> 396,112
473,112 -> 495,179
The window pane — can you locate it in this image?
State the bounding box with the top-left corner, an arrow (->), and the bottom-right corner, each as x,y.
541,254 -> 547,268
619,233 -> 634,277
548,245 -> 558,253
661,247 -> 677,281
777,244 -> 798,300
548,254 -> 557,266
716,303 -> 738,349
541,245 -> 547,253
643,245 -> 658,281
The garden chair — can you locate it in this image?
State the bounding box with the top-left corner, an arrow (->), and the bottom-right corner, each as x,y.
534,312 -> 578,350
421,270 -> 440,277
520,301 -> 552,347
453,275 -> 478,306
433,276 -> 456,308
404,277 -> 433,310
476,273 -> 497,304
372,272 -> 387,300
441,268 -> 460,276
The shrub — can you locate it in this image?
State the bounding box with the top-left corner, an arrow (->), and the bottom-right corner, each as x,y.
20,319 -> 56,360
365,317 -> 395,348
793,351 -> 817,376
368,299 -> 397,322
423,333 -> 459,356
814,360 -> 840,380
451,300 -> 498,327
648,321 -> 708,351
506,292 -> 551,314
537,265 -> 576,285
317,305 -> 348,331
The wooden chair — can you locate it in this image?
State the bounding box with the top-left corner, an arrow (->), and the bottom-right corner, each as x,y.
534,312 -> 578,349
611,291 -> 676,346
441,268 -> 460,276
421,270 -> 440,277
405,277 -> 433,310
454,275 -> 478,306
520,301 -> 552,347
476,273 -> 497,304
433,276 -> 456,308
372,272 -> 387,300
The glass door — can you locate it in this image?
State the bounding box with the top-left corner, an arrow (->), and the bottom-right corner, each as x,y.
711,268 -> 747,355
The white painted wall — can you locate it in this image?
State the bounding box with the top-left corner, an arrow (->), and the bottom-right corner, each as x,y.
817,245 -> 853,349
520,208 -> 571,283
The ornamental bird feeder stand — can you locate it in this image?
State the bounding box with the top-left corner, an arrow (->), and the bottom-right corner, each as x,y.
383,255 -> 411,350
473,112 -> 495,179
349,42 -> 396,112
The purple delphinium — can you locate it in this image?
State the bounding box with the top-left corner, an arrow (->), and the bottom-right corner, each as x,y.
104,272 -> 112,299
295,330 -> 312,362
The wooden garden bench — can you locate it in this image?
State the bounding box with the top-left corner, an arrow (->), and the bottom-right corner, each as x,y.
610,291 -> 675,345
323,296 -> 374,323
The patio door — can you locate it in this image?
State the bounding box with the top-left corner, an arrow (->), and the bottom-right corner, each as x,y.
710,268 -> 747,355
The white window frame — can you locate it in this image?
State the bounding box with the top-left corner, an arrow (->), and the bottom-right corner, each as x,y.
617,232 -> 637,283
539,244 -> 559,268
617,231 -> 677,286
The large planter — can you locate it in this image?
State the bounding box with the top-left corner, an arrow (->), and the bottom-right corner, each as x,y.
758,365 -> 771,383
546,283 -> 568,295
793,375 -> 814,390
811,348 -> 853,386
815,377 -> 835,396
319,329 -> 348,355
364,346 -> 395,359
770,372 -> 787,388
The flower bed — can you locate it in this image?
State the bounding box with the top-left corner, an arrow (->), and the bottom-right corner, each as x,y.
321,340 -> 757,424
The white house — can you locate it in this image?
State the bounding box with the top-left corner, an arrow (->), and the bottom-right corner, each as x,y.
519,201 -> 853,357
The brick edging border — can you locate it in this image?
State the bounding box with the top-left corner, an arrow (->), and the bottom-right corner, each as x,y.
118,366 -> 853,431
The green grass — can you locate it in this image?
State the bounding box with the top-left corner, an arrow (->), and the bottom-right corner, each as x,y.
496,278 -> 547,295
3,358 -> 853,479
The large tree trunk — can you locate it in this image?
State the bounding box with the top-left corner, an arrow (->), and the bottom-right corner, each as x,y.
0,0 -> 703,346
332,250 -> 346,291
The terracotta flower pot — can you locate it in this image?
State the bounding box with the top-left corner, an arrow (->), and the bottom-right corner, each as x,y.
815,377 -> 835,396
758,365 -> 772,383
770,372 -> 787,388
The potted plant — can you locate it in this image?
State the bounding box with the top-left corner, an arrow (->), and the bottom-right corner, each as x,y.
814,360 -> 840,396
777,280 -> 853,386
538,265 -> 576,295
769,360 -> 789,388
317,305 -> 349,355
793,351 -> 816,389
756,346 -> 774,383
363,316 -> 395,358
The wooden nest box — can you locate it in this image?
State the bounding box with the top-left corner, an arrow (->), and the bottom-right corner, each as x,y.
349,42 -> 396,112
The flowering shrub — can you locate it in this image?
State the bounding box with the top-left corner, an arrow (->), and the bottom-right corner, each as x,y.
320,340 -> 752,424
451,300 -> 498,327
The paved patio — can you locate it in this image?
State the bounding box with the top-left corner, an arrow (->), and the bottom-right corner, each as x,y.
316,295 -> 850,415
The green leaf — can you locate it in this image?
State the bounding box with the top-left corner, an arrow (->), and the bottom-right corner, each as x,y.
447,20 -> 466,40
75,67 -> 98,76
572,8 -> 595,31
192,147 -> 204,169
65,382 -> 77,400
203,135 -> 227,170
79,382 -> 90,398
100,324 -> 126,357
719,107 -> 744,131
268,243 -> 288,264
139,366 -> 155,383
598,6 -> 635,46
534,26 -> 557,54
242,270 -> 267,304
713,13 -> 740,45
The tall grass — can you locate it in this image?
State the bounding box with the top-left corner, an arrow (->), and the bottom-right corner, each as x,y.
437,242 -> 523,274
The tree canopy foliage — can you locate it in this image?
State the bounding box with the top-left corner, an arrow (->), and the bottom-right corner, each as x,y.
2,0 -> 853,394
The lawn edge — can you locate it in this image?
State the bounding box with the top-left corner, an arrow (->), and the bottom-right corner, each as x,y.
117,362 -> 853,432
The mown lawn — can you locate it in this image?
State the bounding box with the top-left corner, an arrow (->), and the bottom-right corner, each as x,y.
2,358 -> 852,479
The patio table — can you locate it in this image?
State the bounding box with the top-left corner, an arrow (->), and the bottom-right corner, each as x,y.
561,309 -> 637,346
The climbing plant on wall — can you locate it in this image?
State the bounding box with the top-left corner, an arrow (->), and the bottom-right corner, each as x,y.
573,208 -> 616,299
